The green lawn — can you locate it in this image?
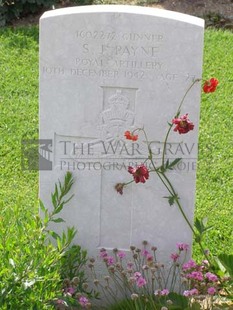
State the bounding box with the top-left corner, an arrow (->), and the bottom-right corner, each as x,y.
0,26 -> 232,259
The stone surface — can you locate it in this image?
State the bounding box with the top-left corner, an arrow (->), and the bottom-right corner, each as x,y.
39,5 -> 204,262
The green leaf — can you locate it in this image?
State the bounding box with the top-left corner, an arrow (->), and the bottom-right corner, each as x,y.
48,230 -> 60,240
167,158 -> 182,170
54,202 -> 65,215
62,194 -> 75,205
194,217 -> 203,234
189,302 -> 201,310
194,217 -> 213,237
39,199 -> 46,213
218,254 -> 233,277
51,195 -> 56,209
51,218 -> 65,223
164,194 -> 179,206
167,292 -> 189,309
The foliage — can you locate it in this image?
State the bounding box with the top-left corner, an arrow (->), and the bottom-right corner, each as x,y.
0,0 -> 54,26
0,172 -> 82,309
60,245 -> 88,281
0,0 -> 94,26
72,0 -> 94,5
84,242 -> 231,309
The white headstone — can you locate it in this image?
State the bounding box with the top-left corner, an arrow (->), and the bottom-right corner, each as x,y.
39,6 -> 204,265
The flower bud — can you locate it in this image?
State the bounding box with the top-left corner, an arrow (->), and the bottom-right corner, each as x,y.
89,257 -> 95,263
131,293 -> 139,300
63,278 -> 70,286
72,277 -> 79,285
93,279 -> 99,286
150,267 -> 156,274
115,183 -> 124,195
129,277 -> 136,284
75,292 -> 82,299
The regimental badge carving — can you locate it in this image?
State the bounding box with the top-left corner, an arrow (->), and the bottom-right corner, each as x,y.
100,87 -> 138,140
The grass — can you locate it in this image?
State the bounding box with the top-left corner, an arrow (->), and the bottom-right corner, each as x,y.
0,25 -> 232,263
0,27 -> 39,209
194,29 -> 233,256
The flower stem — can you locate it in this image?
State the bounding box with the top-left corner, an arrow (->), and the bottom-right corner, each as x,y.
175,78 -> 201,118
161,78 -> 201,169
161,124 -> 173,168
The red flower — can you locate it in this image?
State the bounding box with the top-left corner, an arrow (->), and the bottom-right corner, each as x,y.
203,78 -> 219,93
124,130 -> 138,141
128,164 -> 149,183
172,113 -> 194,134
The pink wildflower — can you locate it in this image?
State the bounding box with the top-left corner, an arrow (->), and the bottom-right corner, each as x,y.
136,277 -> 147,288
146,254 -> 153,262
183,290 -> 190,297
183,288 -> 198,297
176,243 -> 189,251
160,289 -> 169,296
182,259 -> 197,271
65,287 -> 75,296
134,272 -> 142,280
79,296 -> 89,307
207,287 -> 216,295
106,256 -> 115,266
142,249 -> 149,257
117,251 -> 126,259
202,260 -> 209,266
186,271 -> 203,281
154,289 -> 169,296
171,253 -> 180,262
99,249 -> 108,258
206,272 -> 218,282
190,288 -> 199,295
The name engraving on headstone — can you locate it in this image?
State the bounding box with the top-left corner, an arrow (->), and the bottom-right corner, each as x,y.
41,27 -> 196,82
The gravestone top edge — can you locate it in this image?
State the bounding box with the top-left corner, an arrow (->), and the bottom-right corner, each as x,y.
40,5 -> 204,27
